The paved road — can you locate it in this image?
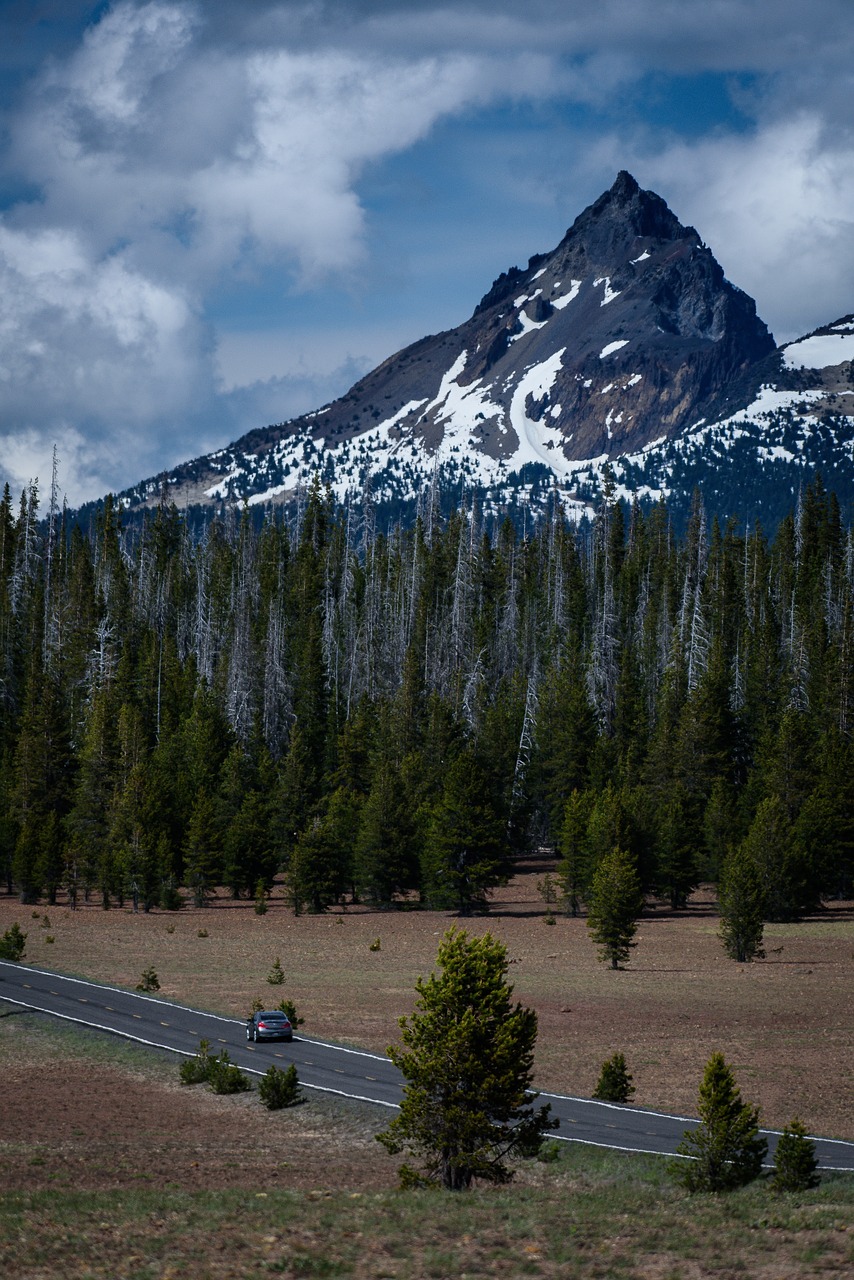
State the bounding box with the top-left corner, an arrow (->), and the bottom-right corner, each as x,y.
3,959 -> 853,1171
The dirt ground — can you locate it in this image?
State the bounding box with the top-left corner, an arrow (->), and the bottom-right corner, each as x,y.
2,859 -> 853,1145
0,1024 -> 398,1194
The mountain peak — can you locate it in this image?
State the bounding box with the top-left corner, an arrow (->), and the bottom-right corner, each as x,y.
118,175 -> 805,527
560,171 -> 695,261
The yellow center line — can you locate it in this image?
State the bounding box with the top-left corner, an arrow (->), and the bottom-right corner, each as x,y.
217,1038 -> 227,1043
334,1069 -> 345,1075
160,1021 -> 169,1027
132,1013 -> 141,1020
78,998 -> 88,1003
274,1053 -> 284,1058
104,1005 -> 113,1011
365,1075 -> 377,1081
23,984 -> 31,989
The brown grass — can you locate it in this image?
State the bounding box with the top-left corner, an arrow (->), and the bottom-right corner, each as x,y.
3,860 -> 852,1140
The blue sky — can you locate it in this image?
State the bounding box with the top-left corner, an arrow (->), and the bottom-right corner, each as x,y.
1,0 -> 853,504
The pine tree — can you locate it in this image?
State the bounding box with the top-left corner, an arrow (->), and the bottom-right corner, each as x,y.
593,1052 -> 634,1103
586,848 -> 644,969
674,1052 -> 767,1192
772,1118 -> 819,1192
556,788 -> 594,916
377,928 -> 555,1189
421,749 -> 509,915
718,841 -> 765,961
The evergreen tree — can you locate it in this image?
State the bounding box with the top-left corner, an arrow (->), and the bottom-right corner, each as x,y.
586,848 -> 644,969
592,1052 -> 634,1103
377,928 -> 555,1189
354,762 -> 419,906
556,788 -> 594,916
771,1118 -> 820,1192
289,786 -> 360,913
421,749 -> 509,914
674,1052 -> 767,1192
718,842 -> 765,962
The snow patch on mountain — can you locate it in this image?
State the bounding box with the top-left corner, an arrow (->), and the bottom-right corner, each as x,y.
783,332 -> 854,369
552,279 -> 581,310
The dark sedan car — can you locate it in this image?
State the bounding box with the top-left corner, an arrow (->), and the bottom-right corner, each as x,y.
246,1010 -> 293,1042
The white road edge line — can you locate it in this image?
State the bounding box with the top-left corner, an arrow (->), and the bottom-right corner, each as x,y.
0,996 -> 399,1110
5,967 -> 854,1162
0,961 -> 390,1062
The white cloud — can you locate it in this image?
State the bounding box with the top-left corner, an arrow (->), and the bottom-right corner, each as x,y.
639,116 -> 854,341
2,0 -> 854,503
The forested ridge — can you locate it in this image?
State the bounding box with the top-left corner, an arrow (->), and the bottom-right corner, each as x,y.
1,472 -> 852,922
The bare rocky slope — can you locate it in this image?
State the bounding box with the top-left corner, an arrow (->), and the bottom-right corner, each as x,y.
113,172 -> 854,530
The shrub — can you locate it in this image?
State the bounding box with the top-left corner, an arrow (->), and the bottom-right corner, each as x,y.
276,998 -> 304,1029
259,1064 -> 301,1110
369,937 -> 381,952
254,879 -> 269,915
207,1050 -> 252,1095
0,923 -> 27,961
593,1052 -> 635,1103
250,995 -> 264,1013
267,956 -> 285,984
772,1118 -> 820,1192
180,1039 -> 213,1085
674,1052 -> 767,1192
197,928 -> 209,938
136,966 -> 160,992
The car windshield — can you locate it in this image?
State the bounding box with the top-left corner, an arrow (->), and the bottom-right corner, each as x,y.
259,1012 -> 287,1020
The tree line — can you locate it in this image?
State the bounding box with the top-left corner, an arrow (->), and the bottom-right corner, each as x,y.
1,471 -> 852,922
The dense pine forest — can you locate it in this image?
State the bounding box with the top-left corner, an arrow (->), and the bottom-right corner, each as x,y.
1,472 -> 852,923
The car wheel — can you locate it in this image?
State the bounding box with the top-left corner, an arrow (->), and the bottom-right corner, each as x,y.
252,1027 -> 258,1042
246,1025 -> 252,1041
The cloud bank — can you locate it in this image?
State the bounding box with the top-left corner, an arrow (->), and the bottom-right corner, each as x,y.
0,0 -> 852,503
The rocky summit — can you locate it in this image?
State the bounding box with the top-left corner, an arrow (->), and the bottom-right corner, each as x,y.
117,173 -> 854,529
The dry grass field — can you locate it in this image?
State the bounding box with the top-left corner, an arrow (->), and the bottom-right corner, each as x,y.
2,859 -> 852,1139
2,864 -> 854,1280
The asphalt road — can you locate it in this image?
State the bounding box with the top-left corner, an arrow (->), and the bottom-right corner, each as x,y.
2,958 -> 853,1172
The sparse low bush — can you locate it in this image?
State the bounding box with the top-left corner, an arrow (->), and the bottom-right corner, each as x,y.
369,937 -> 381,952
259,1063 -> 301,1110
207,1050 -> 252,1095
179,1039 -> 213,1085
593,1052 -> 634,1103
0,922 -> 27,961
267,956 -> 285,984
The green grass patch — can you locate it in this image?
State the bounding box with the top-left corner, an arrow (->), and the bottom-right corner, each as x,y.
6,1168 -> 851,1280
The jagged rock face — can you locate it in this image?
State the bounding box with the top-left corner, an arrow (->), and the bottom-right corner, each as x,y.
117,173 -> 854,527
268,170 -> 775,471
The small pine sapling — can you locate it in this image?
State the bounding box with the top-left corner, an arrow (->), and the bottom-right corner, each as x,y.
180,1039 -> 213,1085
136,965 -> 160,992
259,1064 -> 301,1110
207,1050 -> 252,1095
772,1118 -> 819,1192
0,923 -> 27,961
593,1052 -> 635,1103
254,879 -> 269,915
267,956 -> 285,984
276,998 -> 304,1029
